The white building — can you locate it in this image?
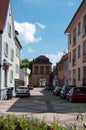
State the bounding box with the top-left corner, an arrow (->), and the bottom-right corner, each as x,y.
20,68 -> 31,86
0,0 -> 22,100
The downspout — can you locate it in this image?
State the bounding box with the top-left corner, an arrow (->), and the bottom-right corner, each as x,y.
0,34 -> 2,99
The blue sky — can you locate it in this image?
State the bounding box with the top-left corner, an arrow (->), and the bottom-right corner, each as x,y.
12,0 -> 82,65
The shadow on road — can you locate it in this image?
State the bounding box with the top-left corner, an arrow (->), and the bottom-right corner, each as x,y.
7,88 -> 86,114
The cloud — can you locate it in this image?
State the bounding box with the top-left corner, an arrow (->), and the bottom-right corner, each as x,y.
68,2 -> 74,7
14,21 -> 42,44
28,48 -> 35,53
36,22 -> 46,29
45,52 -> 64,66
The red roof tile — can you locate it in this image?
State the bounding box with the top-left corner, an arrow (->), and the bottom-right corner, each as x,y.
0,0 -> 9,33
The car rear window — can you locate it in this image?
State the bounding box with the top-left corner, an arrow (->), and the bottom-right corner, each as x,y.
18,87 -> 28,89
74,88 -> 86,92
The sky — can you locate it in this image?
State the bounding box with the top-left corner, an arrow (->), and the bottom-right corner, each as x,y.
12,0 -> 82,65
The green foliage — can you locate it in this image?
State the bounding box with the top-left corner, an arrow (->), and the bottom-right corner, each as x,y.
20,59 -> 33,70
0,114 -> 16,130
0,114 -> 86,130
18,115 -> 29,130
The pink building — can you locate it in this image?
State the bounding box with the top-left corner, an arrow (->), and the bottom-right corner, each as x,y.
30,55 -> 52,87
65,0 -> 86,87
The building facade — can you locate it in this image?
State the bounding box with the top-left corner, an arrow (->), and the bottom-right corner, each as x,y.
30,55 -> 52,87
65,0 -> 86,87
19,68 -> 31,87
14,34 -> 22,91
56,53 -> 68,86
0,0 -> 22,100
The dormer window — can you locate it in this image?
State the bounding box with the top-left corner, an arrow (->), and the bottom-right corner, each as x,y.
8,23 -> 11,37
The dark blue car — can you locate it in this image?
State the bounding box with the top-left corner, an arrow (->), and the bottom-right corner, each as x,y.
60,85 -> 75,99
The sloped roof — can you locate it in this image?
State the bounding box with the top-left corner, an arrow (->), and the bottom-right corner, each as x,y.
33,55 -> 52,64
0,0 -> 9,33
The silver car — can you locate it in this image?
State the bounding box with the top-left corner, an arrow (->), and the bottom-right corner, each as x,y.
16,86 -> 30,97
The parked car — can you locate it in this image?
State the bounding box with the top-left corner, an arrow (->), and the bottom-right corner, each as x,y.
53,86 -> 62,96
60,85 -> 75,99
28,84 -> 33,90
16,86 -> 30,97
67,87 -> 86,102
44,85 -> 52,90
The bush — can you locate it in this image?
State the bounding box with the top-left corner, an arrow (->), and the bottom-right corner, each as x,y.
0,114 -> 86,130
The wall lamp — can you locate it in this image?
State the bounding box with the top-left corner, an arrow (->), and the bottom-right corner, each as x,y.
0,59 -> 9,71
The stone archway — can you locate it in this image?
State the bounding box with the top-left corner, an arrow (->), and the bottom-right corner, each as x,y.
38,77 -> 46,86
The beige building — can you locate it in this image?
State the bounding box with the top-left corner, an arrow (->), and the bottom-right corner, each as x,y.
30,55 -> 52,87
65,0 -> 86,87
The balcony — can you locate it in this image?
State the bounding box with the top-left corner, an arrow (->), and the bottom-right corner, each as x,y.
82,26 -> 86,36
83,79 -> 86,86
72,58 -> 76,66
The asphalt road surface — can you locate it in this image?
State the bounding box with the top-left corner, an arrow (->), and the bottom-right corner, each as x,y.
0,87 -> 86,123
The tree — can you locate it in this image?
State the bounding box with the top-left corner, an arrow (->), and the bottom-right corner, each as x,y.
20,59 -> 33,70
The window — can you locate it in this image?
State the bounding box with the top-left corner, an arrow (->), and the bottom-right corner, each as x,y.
83,40 -> 86,55
69,34 -> 71,44
78,22 -> 81,35
4,42 -> 8,57
73,28 -> 76,45
73,69 -> 76,79
10,70 -> 13,83
83,66 -> 86,85
10,49 -> 14,61
82,15 -> 86,36
69,52 -> 71,63
83,15 -> 86,26
73,69 -> 76,85
78,45 -> 80,58
78,68 -> 80,81
46,66 -> 50,74
72,49 -> 76,66
34,66 -> 38,74
16,45 -> 20,58
40,66 -> 44,74
69,70 -> 71,81
16,64 -> 19,74
8,23 -> 11,37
